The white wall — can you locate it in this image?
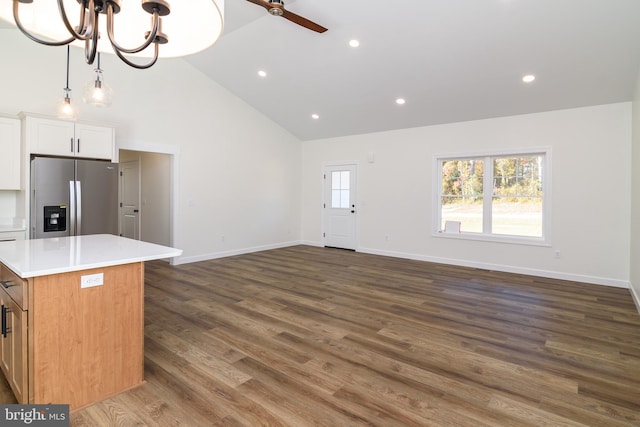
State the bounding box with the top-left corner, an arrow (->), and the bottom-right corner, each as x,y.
0,191 -> 17,225
0,29 -> 301,262
631,71 -> 640,307
1,28 -> 635,288
302,103 -> 632,287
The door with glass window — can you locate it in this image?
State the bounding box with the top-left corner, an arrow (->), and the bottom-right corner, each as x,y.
323,164 -> 357,249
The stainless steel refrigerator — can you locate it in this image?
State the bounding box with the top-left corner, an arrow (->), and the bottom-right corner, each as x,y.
30,156 -> 118,239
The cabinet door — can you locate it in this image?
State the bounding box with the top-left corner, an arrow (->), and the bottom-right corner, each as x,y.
0,117 -> 21,190
0,289 -> 10,376
28,117 -> 75,157
0,288 -> 27,404
75,124 -> 114,160
0,231 -> 26,242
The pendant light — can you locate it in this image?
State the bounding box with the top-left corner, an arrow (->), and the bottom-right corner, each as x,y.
57,45 -> 77,120
82,53 -> 113,107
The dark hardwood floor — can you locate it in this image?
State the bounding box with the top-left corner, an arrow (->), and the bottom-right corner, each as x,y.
2,245 -> 640,426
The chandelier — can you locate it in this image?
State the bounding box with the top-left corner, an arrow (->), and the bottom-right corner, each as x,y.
0,0 -> 224,69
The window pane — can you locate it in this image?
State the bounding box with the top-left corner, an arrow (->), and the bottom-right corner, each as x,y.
332,190 -> 341,207
492,197 -> 542,237
493,156 -> 543,198
331,171 -> 341,190
340,190 -> 350,208
332,189 -> 350,208
441,196 -> 483,233
341,171 -> 350,190
441,159 -> 483,232
492,155 -> 543,237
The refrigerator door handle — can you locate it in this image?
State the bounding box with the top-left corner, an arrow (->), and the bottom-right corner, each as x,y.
69,180 -> 76,236
76,180 -> 82,236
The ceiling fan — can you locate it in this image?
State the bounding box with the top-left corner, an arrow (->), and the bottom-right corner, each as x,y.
246,0 -> 328,33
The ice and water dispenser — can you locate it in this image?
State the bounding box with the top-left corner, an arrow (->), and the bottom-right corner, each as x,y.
43,206 -> 67,232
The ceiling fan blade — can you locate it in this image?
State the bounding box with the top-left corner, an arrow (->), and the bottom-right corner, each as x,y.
245,0 -> 272,12
281,9 -> 328,33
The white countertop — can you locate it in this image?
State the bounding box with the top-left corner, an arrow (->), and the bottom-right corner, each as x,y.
0,234 -> 182,278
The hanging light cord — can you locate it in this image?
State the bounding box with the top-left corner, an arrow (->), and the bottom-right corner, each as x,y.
64,45 -> 71,97
95,52 -> 103,87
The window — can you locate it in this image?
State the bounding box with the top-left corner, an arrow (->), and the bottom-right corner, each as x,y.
435,149 -> 550,244
331,170 -> 351,208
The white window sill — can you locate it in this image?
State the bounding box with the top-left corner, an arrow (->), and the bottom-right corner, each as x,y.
433,230 -> 551,247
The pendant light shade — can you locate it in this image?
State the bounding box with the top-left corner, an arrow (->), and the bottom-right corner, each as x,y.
0,0 -> 224,69
57,95 -> 77,120
82,53 -> 113,107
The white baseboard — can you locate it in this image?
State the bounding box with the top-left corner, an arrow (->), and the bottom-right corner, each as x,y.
630,282 -> 640,314
172,240 -> 630,290
172,240 -> 301,265
299,239 -> 324,247
357,246 -> 630,289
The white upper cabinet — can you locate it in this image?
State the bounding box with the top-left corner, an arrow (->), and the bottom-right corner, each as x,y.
74,123 -> 115,160
0,117 -> 21,190
25,116 -> 114,160
27,117 -> 74,157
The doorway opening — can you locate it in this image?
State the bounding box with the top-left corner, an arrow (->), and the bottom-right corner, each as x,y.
117,144 -> 178,261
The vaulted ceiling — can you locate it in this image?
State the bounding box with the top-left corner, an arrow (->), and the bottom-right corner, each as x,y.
186,0 -> 640,141
2,1 -> 639,141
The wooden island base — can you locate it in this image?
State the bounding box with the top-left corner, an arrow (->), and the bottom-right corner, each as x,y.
0,234 -> 181,411
25,262 -> 144,410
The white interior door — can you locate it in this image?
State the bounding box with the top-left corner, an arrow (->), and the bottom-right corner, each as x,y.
119,160 -> 140,240
323,164 -> 357,250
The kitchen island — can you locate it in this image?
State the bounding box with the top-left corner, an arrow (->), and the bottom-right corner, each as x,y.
0,234 -> 182,410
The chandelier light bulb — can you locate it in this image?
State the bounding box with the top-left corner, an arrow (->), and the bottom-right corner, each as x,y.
57,91 -> 77,120
93,87 -> 105,102
83,68 -> 113,107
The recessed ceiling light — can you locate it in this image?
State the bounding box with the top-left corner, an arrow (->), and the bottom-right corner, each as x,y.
349,39 -> 360,48
396,98 -> 406,105
258,70 -> 267,77
522,74 -> 535,83
311,114 -> 320,120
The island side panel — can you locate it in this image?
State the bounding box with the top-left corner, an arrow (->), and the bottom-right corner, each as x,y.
28,262 -> 145,410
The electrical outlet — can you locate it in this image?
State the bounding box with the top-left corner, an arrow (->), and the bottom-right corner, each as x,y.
554,250 -> 561,259
81,272 -> 104,288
